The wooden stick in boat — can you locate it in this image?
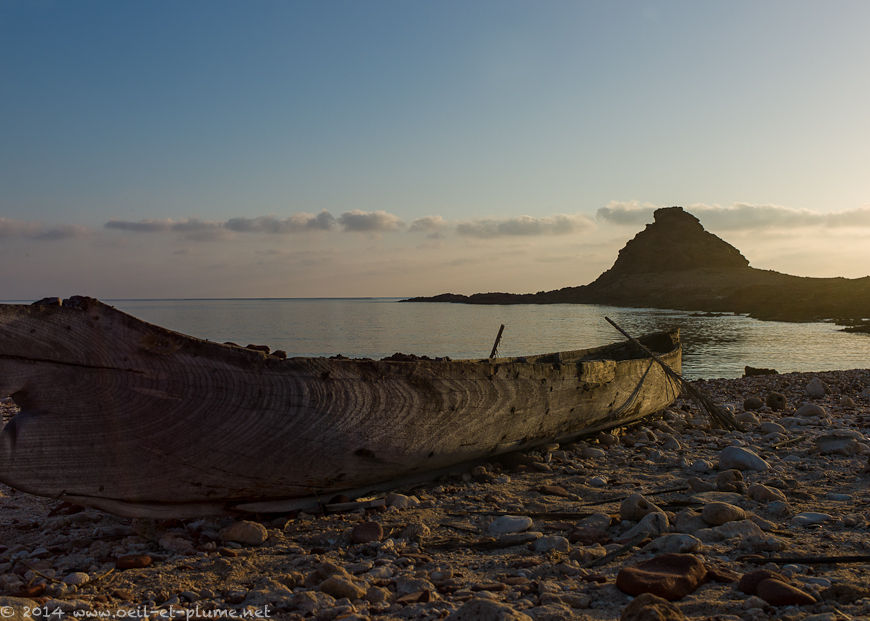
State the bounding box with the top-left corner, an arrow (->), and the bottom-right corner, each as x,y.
489,324 -> 505,359
604,316 -> 742,431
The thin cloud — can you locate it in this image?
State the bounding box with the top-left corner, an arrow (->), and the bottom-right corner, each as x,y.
597,201 -> 870,230
456,214 -> 594,238
409,215 -> 449,239
338,210 -> 403,232
595,201 -> 658,225
692,203 -> 870,230
105,217 -> 228,241
0,218 -> 89,241
225,211 -> 336,233
105,210 -> 404,238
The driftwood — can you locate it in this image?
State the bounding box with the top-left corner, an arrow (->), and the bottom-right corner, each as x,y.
0,297 -> 681,517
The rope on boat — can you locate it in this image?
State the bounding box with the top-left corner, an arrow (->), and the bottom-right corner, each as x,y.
604,316 -> 742,431
610,357 -> 657,419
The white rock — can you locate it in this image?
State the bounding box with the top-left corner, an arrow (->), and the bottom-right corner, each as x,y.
532,535 -> 571,553
792,512 -> 833,527
488,515 -> 533,536
385,492 -> 421,509
709,519 -> 765,541
642,533 -> 701,554
63,572 -> 90,586
619,511 -> 668,541
718,446 -> 770,471
619,493 -> 663,522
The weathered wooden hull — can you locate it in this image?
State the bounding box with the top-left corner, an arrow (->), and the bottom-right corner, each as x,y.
0,297 -> 680,516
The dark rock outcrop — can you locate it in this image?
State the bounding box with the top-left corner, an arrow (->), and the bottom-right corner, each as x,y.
593,206 -> 748,284
404,206 -> 870,322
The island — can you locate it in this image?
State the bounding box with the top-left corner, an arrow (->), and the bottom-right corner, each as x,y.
404,206 -> 870,324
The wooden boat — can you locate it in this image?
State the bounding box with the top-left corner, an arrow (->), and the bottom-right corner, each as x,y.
0,296 -> 681,517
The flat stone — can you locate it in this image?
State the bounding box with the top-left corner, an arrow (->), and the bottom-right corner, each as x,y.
538,484 -> 578,499
757,578 -> 816,606
642,534 -> 702,554
758,421 -> 786,434
62,572 -> 89,586
498,531 -> 542,546
620,592 -> 686,621
616,553 -> 707,601
796,403 -> 827,418
718,446 -> 769,471
820,582 -> 870,604
489,515 -> 533,535
736,411 -> 760,426
620,493 -> 664,522
115,554 -> 152,570
350,521 -> 383,544
737,569 -> 790,595
699,519 -> 765,543
385,492 -> 420,508
815,434 -> 860,455
686,477 -> 714,493
715,469 -> 744,492
792,512 -> 833,526
0,597 -> 39,621
748,484 -> 786,503
532,535 -> 571,553
689,491 -> 745,505
569,525 -> 609,545
220,520 -> 268,545
318,576 -> 365,600
307,561 -> 352,585
766,500 -> 793,517
701,502 -> 745,526
620,512 -> 668,541
689,459 -> 712,473
445,598 -> 533,620
581,446 -> 606,460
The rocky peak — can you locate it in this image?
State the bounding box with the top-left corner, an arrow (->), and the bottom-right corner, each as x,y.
594,206 -> 749,281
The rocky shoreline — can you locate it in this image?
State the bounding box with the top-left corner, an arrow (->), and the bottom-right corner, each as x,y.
2,369 -> 869,620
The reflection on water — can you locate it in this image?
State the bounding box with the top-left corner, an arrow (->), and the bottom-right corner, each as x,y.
109,298 -> 870,380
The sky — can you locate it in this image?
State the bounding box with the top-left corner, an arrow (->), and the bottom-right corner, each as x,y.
2,0 -> 870,299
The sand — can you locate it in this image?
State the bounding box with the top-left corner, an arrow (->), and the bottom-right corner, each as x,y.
1,369 -> 869,620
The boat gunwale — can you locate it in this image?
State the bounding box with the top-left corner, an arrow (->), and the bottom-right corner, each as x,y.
0,297 -> 680,368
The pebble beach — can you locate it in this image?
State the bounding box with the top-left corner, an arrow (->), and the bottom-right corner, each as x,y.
1,369 -> 869,621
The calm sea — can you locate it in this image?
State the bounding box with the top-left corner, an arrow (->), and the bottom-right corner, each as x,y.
76,298 -> 870,380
